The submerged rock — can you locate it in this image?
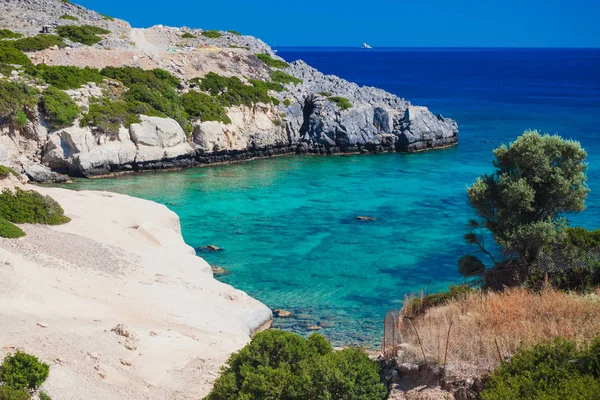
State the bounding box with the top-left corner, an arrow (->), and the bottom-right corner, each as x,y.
273,309 -> 293,318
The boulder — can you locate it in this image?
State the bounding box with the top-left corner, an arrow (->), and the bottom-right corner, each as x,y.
129,116 -> 194,162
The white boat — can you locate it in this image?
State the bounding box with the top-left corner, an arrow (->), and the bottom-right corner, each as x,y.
362,43 -> 372,49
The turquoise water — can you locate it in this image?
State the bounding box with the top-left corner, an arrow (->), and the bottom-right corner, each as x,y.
69,48 -> 600,347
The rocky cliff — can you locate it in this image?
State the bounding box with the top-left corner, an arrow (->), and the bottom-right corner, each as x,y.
0,0 -> 458,181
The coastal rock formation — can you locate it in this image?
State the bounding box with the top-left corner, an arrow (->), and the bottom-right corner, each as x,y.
0,0 -> 458,180
0,176 -> 272,399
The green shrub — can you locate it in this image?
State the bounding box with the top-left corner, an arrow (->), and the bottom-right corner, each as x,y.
0,188 -> 70,225
317,91 -> 332,96
55,25 -> 110,46
41,86 -> 80,128
81,97 -> 164,135
256,53 -> 289,68
181,91 -> 230,124
197,72 -> 277,107
39,391 -> 52,400
327,96 -> 352,111
25,64 -> 104,89
101,66 -> 180,90
0,29 -> 22,39
0,351 -> 49,391
270,70 -> 302,85
0,165 -> 18,179
227,30 -> 241,36
564,227 -> 600,250
283,98 -> 291,107
0,63 -> 16,76
404,284 -> 474,318
206,330 -> 387,400
0,81 -> 38,124
228,45 -> 250,50
482,337 -> 600,400
0,217 -> 25,238
0,385 -> 29,400
181,32 -> 196,39
59,14 -> 78,21
0,46 -> 31,65
15,110 -> 28,128
12,35 -> 65,51
201,30 -> 222,39
100,14 -> 114,21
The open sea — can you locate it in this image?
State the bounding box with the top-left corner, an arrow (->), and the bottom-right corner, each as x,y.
70,48 -> 600,347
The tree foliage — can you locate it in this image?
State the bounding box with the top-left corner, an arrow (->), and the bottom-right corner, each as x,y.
206,330 -> 387,400
466,131 -> 588,264
0,351 -> 49,391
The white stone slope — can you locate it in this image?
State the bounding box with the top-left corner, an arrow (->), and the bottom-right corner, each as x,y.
0,177 -> 272,399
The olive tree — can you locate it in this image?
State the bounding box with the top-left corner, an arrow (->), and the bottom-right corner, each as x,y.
465,131 -> 588,266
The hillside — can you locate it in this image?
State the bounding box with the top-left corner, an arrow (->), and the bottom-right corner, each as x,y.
0,0 -> 458,182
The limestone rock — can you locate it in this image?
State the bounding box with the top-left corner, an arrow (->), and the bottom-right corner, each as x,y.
129,116 -> 194,162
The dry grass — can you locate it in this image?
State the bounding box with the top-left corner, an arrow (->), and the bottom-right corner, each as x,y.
398,287 -> 600,378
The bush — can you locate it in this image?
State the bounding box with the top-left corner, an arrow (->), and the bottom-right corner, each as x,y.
59,14 -> 78,21
12,35 -> 65,51
256,53 -> 289,68
270,70 -> 302,85
55,25 -> 110,46
182,91 -> 230,124
101,66 -> 180,90
25,64 -> 104,89
0,386 -> 29,400
403,284 -> 474,318
41,86 -> 80,128
0,46 -> 31,65
181,32 -> 196,39
564,227 -> 600,250
0,81 -> 38,124
283,98 -> 291,107
15,110 -> 28,128
481,337 -> 600,400
0,29 -> 22,39
0,218 -> 25,238
327,96 -> 352,111
0,188 -> 70,225
317,91 -> 333,96
206,330 -> 387,400
0,351 -> 49,391
227,30 -> 241,36
201,30 -> 222,39
81,97 -> 164,135
228,45 -> 250,50
0,165 -> 18,179
198,72 -> 275,107
100,14 -> 114,21
39,391 -> 52,400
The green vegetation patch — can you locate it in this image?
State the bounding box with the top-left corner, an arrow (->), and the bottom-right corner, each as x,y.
0,63 -> 18,76
201,30 -> 222,39
198,72 -> 275,107
59,14 -> 78,21
0,46 -> 31,65
283,98 -> 291,107
207,330 -> 387,400
81,97 -> 163,136
0,188 -> 70,225
0,81 -> 39,124
270,70 -> 303,85
0,351 -> 49,391
182,91 -> 231,124
256,53 -> 289,68
228,45 -> 250,50
0,385 -> 29,400
181,32 -> 196,39
26,64 -> 104,89
0,29 -> 22,39
0,165 -> 18,179
403,284 -> 474,318
227,30 -> 241,36
41,86 -> 80,129
101,66 -> 180,89
55,25 -> 110,46
100,14 -> 115,21
482,337 -> 600,400
564,227 -> 600,250
317,91 -> 332,96
327,95 -> 352,111
0,217 -> 25,239
10,35 -> 65,51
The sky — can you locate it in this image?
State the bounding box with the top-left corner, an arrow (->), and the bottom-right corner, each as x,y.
76,0 -> 600,47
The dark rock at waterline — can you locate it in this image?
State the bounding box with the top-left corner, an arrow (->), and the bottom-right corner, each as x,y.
357,216 -> 377,221
197,245 -> 223,252
273,309 -> 293,318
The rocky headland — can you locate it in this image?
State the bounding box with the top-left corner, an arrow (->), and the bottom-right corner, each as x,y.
0,0 -> 458,182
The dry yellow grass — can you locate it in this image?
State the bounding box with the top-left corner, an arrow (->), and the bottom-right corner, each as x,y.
398,287 -> 600,377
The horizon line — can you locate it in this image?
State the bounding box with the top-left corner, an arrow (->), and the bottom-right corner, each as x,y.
272,45 -> 600,50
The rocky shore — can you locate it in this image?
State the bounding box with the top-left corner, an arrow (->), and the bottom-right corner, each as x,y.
0,0 -> 458,182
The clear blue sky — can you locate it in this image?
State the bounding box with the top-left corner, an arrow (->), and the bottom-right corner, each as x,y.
76,0 -> 600,47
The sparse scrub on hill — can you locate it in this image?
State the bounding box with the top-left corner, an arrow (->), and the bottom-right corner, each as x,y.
101,66 -> 180,89
317,91 -> 333,96
60,14 -> 78,21
327,95 -> 352,110
181,91 -> 231,124
206,330 -> 387,400
181,32 -> 196,39
0,81 -> 39,125
25,64 -> 104,89
201,30 -> 222,39
398,287 -> 600,377
481,336 -> 600,400
100,14 -> 114,21
0,46 -> 31,65
0,351 -> 49,391
0,188 -> 70,225
10,35 -> 65,51
0,63 -> 17,76
0,165 -> 18,179
0,29 -> 22,39
55,25 -> 110,46
228,45 -> 249,50
81,97 -> 164,136
198,72 -> 274,107
402,284 -> 473,319
283,98 -> 291,107
0,218 -> 25,239
227,30 -> 241,36
270,70 -> 303,85
0,385 -> 29,400
41,86 -> 80,129
256,53 -> 289,68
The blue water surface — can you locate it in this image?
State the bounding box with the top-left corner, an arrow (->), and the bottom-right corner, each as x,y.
70,48 -> 600,347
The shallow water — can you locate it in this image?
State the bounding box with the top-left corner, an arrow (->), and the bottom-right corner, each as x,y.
69,48 -> 600,347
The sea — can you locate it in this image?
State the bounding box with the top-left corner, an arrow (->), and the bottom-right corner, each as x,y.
69,48 -> 600,347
